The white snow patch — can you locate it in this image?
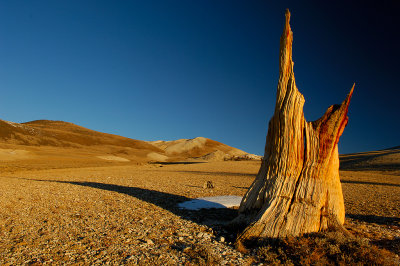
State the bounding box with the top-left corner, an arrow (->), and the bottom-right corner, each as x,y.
97,155 -> 130,162
178,195 -> 243,210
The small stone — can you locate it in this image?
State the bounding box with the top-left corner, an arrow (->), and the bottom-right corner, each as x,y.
203,181 -> 215,189
146,239 -> 154,245
197,232 -> 204,238
219,236 -> 225,242
178,237 -> 184,241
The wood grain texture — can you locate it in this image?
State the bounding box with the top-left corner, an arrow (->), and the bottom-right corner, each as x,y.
236,10 -> 354,242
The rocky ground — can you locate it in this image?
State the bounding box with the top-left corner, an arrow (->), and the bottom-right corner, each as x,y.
0,161 -> 399,264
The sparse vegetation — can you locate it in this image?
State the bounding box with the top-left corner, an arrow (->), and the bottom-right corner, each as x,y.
250,231 -> 398,265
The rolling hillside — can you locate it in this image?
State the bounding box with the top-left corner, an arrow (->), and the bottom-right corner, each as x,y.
0,119 -> 259,166
340,147 -> 400,171
148,137 -> 260,161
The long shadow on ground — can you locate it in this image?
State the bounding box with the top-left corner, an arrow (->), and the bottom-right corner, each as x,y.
15,178 -> 240,238
346,214 -> 400,226
340,164 -> 400,172
341,180 -> 400,188
346,214 -> 400,255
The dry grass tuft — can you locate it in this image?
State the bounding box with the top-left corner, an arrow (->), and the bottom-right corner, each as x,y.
181,244 -> 221,265
251,231 -> 399,265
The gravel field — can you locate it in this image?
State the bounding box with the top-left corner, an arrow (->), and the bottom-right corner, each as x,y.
0,161 -> 399,264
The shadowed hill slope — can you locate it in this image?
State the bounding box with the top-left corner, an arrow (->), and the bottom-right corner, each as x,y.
340,148 -> 400,172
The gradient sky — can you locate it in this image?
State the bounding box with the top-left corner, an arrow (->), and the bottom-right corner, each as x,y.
1,1 -> 399,155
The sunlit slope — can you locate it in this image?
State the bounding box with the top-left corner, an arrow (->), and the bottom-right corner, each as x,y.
19,120 -> 162,151
148,137 -> 260,161
0,119 -> 259,165
0,119 -> 164,165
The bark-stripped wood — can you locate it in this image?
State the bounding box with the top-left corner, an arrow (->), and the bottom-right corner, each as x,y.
236,10 -> 354,243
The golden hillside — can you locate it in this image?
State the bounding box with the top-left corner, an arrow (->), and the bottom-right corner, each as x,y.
147,137 -> 260,161
0,119 -> 259,170
0,119 -> 161,151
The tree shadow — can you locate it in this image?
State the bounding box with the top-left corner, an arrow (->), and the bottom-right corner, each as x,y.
232,186 -> 250,189
372,238 -> 400,256
346,214 -> 400,226
15,178 -> 239,235
340,164 -> 400,172
341,180 -> 400,188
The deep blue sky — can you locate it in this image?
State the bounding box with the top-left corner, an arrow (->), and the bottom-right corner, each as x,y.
0,1 -> 399,155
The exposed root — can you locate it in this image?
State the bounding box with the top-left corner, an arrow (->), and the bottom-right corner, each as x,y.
327,213 -> 354,238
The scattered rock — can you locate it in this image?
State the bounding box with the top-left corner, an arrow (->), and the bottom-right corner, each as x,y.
203,181 -> 215,189
1,156 -> 398,265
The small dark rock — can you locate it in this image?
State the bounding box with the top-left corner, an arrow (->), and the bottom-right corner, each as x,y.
203,181 -> 215,189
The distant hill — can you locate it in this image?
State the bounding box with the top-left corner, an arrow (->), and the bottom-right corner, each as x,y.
387,145 -> 400,150
1,118 -> 398,170
0,119 -> 161,151
147,137 -> 261,161
340,147 -> 400,171
0,119 -> 259,164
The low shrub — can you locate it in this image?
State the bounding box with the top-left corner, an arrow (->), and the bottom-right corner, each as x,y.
251,231 -> 398,265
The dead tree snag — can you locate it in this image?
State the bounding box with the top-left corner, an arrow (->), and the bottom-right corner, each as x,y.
236,10 -> 354,243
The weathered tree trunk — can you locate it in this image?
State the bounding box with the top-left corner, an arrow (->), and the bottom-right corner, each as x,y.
236,10 -> 354,244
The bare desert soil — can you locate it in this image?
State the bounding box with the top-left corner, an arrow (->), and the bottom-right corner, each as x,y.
0,160 -> 399,264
